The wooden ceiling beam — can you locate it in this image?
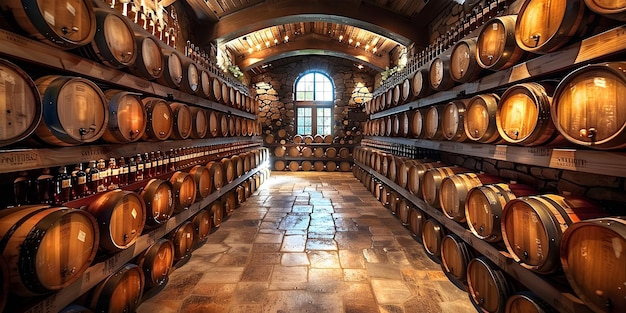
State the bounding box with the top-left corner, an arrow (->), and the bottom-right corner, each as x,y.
198,0 -> 426,47
237,33 -> 389,72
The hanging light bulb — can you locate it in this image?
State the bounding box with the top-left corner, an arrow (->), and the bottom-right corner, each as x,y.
339,35 -> 343,42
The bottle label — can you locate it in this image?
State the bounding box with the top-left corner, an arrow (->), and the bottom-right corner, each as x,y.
130,166 -> 137,172
145,162 -> 151,169
163,159 -> 169,165
138,164 -> 144,170
62,179 -> 71,188
152,161 -> 157,167
157,160 -> 163,166
91,173 -> 99,180
78,176 -> 86,184
111,168 -> 119,176
121,167 -> 129,174
100,172 -> 108,179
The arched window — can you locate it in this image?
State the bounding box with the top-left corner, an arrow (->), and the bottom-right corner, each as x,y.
294,72 -> 334,135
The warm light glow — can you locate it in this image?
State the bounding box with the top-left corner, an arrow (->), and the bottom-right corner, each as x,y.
248,47 -> 253,53
256,44 -> 261,51
274,38 -> 278,44
356,42 -> 360,47
348,38 -> 353,44
357,64 -> 364,69
339,35 -> 343,42
365,44 -> 370,50
284,35 -> 289,42
373,47 -> 377,53
265,41 -> 270,48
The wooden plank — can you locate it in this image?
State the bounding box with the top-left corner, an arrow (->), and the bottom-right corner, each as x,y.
354,161 -> 593,313
370,25 -> 626,119
20,160 -> 269,313
363,136 -> 626,178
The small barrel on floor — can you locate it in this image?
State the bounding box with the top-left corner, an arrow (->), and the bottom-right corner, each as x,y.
86,264 -> 144,313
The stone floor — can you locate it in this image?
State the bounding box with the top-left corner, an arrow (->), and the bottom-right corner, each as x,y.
137,172 -> 475,313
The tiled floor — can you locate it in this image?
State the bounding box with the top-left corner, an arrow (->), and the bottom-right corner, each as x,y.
137,172 -> 475,313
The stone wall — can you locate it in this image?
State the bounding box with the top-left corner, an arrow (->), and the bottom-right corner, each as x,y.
252,56 -> 375,136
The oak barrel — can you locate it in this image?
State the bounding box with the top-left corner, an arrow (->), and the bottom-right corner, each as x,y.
560,217 -> 626,313
274,160 -> 286,171
79,9 -> 136,68
409,109 -> 425,138
168,221 -> 194,260
339,161 -> 351,172
325,147 -> 337,158
140,179 -> 174,227
422,166 -> 471,208
397,198 -> 410,225
0,255 -> 6,312
222,191 -> 237,216
326,160 -> 337,172
429,55 -> 455,91
219,113 -> 229,137
169,171 -> 197,213
422,218 -> 445,259
191,209 -> 211,244
408,208 -> 426,240
0,205 -> 98,296
407,160 -> 444,197
206,161 -> 225,190
313,147 -> 325,158
3,0 -> 96,49
221,157 -> 236,183
189,107 -> 208,139
552,62 -> 626,149
496,82 -> 559,146
390,114 -> 400,137
288,146 -> 300,157
465,183 -> 537,242
169,102 -> 192,140
442,100 -> 468,142
102,90 -> 146,143
199,70 -> 212,99
515,0 -> 591,53
136,238 -> 174,288
401,78 -> 412,103
34,75 -> 108,146
221,83 -> 230,105
411,69 -> 433,99
424,104 -> 446,140
142,97 -> 173,141
441,234 -> 474,282
228,115 -> 236,137
0,58 -> 41,147
288,161 -> 300,171
584,0 -> 626,21
464,93 -> 502,143
180,61 -> 199,95
450,38 -> 484,83
231,155 -> 244,178
157,50 -> 184,88
501,194 -> 605,274
476,15 -> 525,70
439,173 -> 504,222
87,190 -> 146,252
189,165 -> 212,199
505,291 -> 555,313
211,76 -> 222,102
301,160 -> 313,171
467,256 -> 515,313
313,161 -> 325,171
87,264 -> 143,313
209,201 -> 224,228
129,35 -> 164,80
207,110 -> 220,138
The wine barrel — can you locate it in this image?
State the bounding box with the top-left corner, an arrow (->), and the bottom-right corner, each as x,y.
222,191 -> 237,216
398,112 -> 409,137
293,134 -> 303,143
209,201 -> 224,228
388,156 -> 399,182
189,107 -> 208,139
0,59 -> 42,147
429,55 -> 455,91
397,198 -> 410,225
142,97 -> 173,141
391,84 -> 401,106
388,191 -> 400,213
288,146 -> 300,157
300,146 -> 312,158
424,104 -> 446,140
179,61 -> 199,95
501,194 -> 605,274
326,160 -> 337,172
206,161 -> 224,190
407,161 -> 444,197
79,9 -> 136,68
505,291 -> 555,313
411,69 -> 433,99
325,147 -> 337,158
101,90 -> 146,143
87,190 -> 145,252
219,113 -> 229,137
396,159 -> 410,188
338,147 -> 350,159
313,161 -> 325,171
3,0 -> 96,49
243,152 -> 252,173
273,145 -> 286,158
189,165 -> 212,199
464,94 -> 502,143
442,100 -> 468,142
312,134 -> 323,143
231,155 -> 244,178
34,75 -> 108,146
129,35 -> 163,80
234,116 -> 242,136
191,209 -> 211,244
422,218 -> 445,259
465,183 -> 537,242
301,160 -> 313,171
323,134 -> 334,143
157,50 -> 184,88
136,239 -> 174,288
422,166 -> 471,208
313,147 -> 325,158
401,78 -> 412,103
87,264 -> 143,313
288,161 -> 300,171
274,160 -> 286,171
221,158 -> 236,183
552,62 -> 626,149
141,179 -> 174,227
221,83 -> 230,105
229,87 -> 237,108
0,205 -> 98,296
440,173 -> 504,222
169,171 -> 197,213
228,115 -> 236,137
408,208 -> 426,239
211,76 -> 222,103
0,254 -> 7,312
476,15 -> 526,70
168,221 -> 194,260
441,234 -> 474,282
207,110 -> 220,138
584,0 -> 626,21
384,116 -> 393,137
409,109 -> 425,138
496,82 -> 560,146
450,38 -> 484,83
198,70 -> 212,99
385,88 -> 394,109
467,257 -> 515,313
560,217 -> 626,313
515,0 -> 591,53
339,161 -> 351,172
303,135 -> 314,144
390,114 -> 400,137
58,304 -> 93,313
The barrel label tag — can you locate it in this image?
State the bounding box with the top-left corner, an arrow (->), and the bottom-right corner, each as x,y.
77,230 -> 86,242
186,233 -> 191,238
131,208 -> 137,219
493,145 -> 507,160
44,11 -> 55,26
103,253 -> 121,275
550,150 -> 587,169
527,147 -> 550,157
66,2 -> 76,16
0,151 -> 39,168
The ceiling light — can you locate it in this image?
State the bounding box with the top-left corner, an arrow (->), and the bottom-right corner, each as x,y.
348,38 -> 353,44
265,41 -> 270,47
373,47 -> 377,53
365,44 -> 370,50
274,39 -> 278,44
356,42 -> 360,47
256,44 -> 261,51
284,35 -> 289,42
248,47 -> 253,53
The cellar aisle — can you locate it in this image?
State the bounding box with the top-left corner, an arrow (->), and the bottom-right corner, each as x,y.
136,172 -> 474,313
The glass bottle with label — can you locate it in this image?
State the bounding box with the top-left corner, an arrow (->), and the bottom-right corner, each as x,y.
129,157 -> 138,183
71,163 -> 87,200
13,171 -> 31,206
37,168 -> 54,204
136,153 -> 144,181
119,157 -> 129,187
143,152 -> 153,179
97,159 -> 109,193
108,158 -> 120,190
156,151 -> 164,175
86,160 -> 99,195
54,166 -> 72,205
168,148 -> 176,172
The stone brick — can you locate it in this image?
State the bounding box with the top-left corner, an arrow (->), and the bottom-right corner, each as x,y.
515,165 -> 529,174
496,161 -> 515,170
585,187 -> 626,203
557,180 -> 588,196
498,169 -> 518,181
561,171 -> 620,188
483,161 -> 498,176
541,168 -> 561,181
462,158 -> 477,171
